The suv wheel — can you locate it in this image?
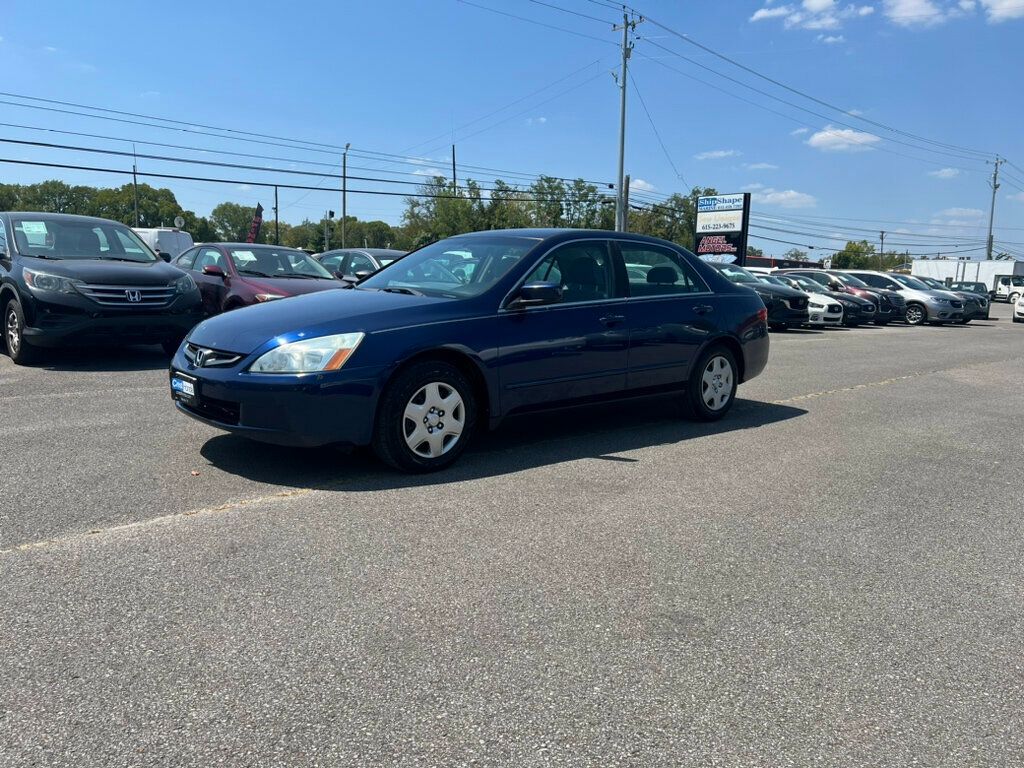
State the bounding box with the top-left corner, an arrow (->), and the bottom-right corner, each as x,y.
904,303 -> 926,326
1009,292 -> 1021,305
4,298 -> 38,365
372,360 -> 476,472
688,345 -> 738,422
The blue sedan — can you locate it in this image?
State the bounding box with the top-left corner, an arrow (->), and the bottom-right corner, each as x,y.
170,229 -> 769,472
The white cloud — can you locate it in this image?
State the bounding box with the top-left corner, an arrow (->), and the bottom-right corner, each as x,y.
939,206 -> 984,217
745,162 -> 779,170
526,117 -> 548,126
791,127 -> 810,135
44,45 -> 57,52
749,2 -> 875,29
694,149 -> 740,160
981,0 -> 1024,20
629,178 -> 657,192
751,187 -> 818,208
751,5 -> 795,21
1009,192 -> 1024,202
818,33 -> 847,41
928,167 -> 961,178
742,182 -> 766,191
806,124 -> 881,151
413,167 -> 445,177
139,90 -> 160,99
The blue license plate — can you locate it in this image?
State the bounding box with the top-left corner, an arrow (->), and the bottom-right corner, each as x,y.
171,376 -> 196,398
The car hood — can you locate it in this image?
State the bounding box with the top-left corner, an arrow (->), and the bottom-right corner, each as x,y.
187,287 -> 457,353
241,276 -> 344,297
748,283 -> 807,299
22,256 -> 185,285
807,292 -> 839,307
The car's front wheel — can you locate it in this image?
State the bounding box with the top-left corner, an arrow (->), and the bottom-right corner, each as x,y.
1009,292 -> 1021,305
372,360 -> 477,472
4,298 -> 38,365
904,303 -> 926,325
688,346 -> 738,422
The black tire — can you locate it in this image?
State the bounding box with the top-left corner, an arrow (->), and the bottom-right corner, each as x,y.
372,360 -> 477,473
960,317 -> 972,325
687,345 -> 738,422
1009,293 -> 1021,305
4,297 -> 39,365
904,303 -> 927,326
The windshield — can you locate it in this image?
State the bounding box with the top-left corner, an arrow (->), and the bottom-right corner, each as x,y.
890,274 -> 930,290
12,216 -> 156,263
359,235 -> 538,298
831,272 -> 868,288
790,276 -> 825,292
954,283 -> 986,292
229,247 -> 333,279
757,275 -> 787,286
714,264 -> 759,284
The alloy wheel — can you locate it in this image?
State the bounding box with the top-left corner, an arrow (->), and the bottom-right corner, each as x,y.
905,305 -> 925,325
701,355 -> 734,411
402,381 -> 466,458
6,306 -> 20,356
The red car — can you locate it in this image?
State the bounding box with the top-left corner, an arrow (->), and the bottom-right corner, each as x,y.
173,243 -> 344,315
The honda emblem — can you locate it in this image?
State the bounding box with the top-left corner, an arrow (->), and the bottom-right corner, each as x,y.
125,289 -> 142,303
194,349 -> 207,367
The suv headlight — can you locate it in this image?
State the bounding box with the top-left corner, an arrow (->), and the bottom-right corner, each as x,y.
23,268 -> 83,294
929,297 -> 951,305
173,273 -> 197,294
809,301 -> 824,309
249,332 -> 364,374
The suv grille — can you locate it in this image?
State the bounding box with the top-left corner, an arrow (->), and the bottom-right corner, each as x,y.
76,284 -> 175,307
950,300 -> 963,309
828,304 -> 842,313
785,297 -> 808,310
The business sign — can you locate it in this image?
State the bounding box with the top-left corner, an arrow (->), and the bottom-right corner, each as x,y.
245,203 -> 264,244
694,193 -> 751,266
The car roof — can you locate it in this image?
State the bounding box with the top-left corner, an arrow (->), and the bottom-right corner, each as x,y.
320,248 -> 406,257
2,211 -> 131,227
212,242 -> 307,251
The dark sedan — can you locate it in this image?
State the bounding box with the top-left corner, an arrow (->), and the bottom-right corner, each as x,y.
170,230 -> 770,472
173,243 -> 344,316
708,262 -> 809,330
316,248 -> 406,279
918,276 -> 989,321
949,281 -> 994,300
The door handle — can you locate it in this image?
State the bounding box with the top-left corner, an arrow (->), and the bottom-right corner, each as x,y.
599,313 -> 626,326
693,304 -> 714,315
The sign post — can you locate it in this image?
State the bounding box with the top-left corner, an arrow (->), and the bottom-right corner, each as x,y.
694,193 -> 752,266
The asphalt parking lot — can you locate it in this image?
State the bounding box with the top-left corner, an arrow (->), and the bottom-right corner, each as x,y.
2,304 -> 1023,767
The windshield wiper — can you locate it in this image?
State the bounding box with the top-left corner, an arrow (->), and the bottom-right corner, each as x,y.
238,269 -> 274,278
25,253 -> 62,260
89,256 -> 150,263
381,286 -> 423,296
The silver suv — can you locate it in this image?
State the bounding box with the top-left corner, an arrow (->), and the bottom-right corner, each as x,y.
843,270 -> 964,325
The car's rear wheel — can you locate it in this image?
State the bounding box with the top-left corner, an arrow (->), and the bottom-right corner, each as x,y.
1009,292 -> 1021,305
687,346 -> 738,422
904,303 -> 926,325
4,298 -> 38,365
372,360 -> 476,472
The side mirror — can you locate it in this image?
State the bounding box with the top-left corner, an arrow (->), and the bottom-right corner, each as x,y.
354,269 -> 373,280
158,251 -> 172,262
511,281 -> 562,308
202,264 -> 226,279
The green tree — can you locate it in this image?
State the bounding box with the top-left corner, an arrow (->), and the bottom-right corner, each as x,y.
831,240 -> 877,269
209,202 -> 267,242
783,247 -> 809,261
528,175 -> 565,227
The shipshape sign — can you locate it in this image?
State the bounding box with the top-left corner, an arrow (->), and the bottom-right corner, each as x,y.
694,193 -> 751,265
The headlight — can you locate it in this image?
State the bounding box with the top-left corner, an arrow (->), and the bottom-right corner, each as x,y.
809,301 -> 824,309
173,273 -> 196,294
249,332 -> 364,374
23,268 -> 82,294
929,297 -> 951,305
254,293 -> 286,302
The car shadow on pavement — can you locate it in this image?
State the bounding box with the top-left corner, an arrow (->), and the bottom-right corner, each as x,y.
198,396 -> 807,491
31,345 -> 171,373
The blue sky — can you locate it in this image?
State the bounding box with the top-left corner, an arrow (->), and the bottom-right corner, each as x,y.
2,0 -> 1023,257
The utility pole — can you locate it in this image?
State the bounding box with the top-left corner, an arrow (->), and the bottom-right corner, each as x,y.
986,156 -> 1003,260
613,11 -> 641,232
452,144 -> 457,190
131,144 -> 141,227
622,174 -> 630,232
341,143 -> 351,249
879,230 -> 885,269
273,186 -> 280,245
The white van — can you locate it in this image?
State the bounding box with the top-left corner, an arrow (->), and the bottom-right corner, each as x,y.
133,228 -> 194,259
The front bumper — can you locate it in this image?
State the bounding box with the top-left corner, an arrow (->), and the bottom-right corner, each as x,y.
924,304 -> 964,322
766,302 -> 809,327
23,299 -> 204,348
806,308 -> 843,326
170,351 -> 387,447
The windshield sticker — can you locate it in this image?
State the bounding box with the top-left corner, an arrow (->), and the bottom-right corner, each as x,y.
19,221 -> 48,235
232,250 -> 256,263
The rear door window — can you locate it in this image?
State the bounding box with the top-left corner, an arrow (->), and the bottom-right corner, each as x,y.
620,244 -> 707,297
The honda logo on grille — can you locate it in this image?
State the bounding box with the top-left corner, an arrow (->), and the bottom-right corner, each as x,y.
194,349 -> 208,367
125,289 -> 142,303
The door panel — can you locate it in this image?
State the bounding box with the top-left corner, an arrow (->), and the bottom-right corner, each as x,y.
192,247 -> 229,315
497,240 -> 628,413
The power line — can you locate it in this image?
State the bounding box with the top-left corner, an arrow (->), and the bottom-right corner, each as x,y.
628,72 -> 688,188
456,0 -> 617,45
523,0 -> 615,25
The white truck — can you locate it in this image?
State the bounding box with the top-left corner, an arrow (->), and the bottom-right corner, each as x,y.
132,227 -> 194,260
911,259 -> 1024,302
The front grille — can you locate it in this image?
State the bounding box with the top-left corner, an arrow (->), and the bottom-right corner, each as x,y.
863,304 -> 876,313
184,343 -> 244,368
182,396 -> 240,426
76,284 -> 175,307
785,297 -> 808,310
828,304 -> 842,313
950,300 -> 963,309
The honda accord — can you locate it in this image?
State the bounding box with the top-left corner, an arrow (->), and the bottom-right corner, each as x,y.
170,230 -> 770,472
